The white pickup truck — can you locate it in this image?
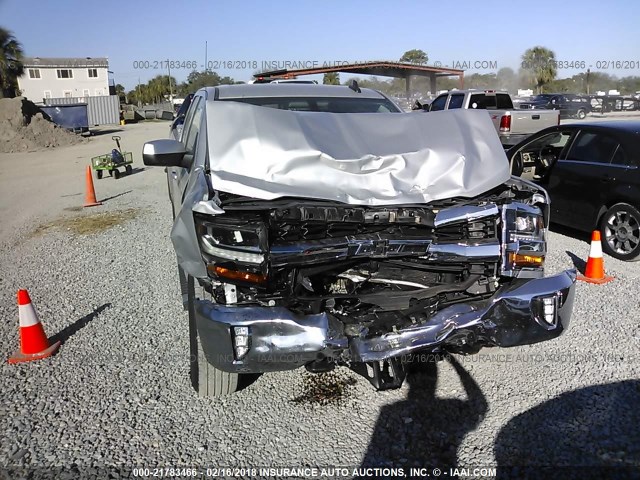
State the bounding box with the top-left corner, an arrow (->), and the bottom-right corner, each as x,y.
421,90 -> 559,147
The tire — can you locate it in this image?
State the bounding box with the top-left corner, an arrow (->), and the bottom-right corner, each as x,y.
113,169 -> 120,180
187,275 -> 240,397
97,170 -> 103,180
125,165 -> 132,175
576,109 -> 587,119
599,203 -> 640,261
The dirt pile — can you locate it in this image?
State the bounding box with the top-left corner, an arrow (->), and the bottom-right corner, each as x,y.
0,97 -> 86,153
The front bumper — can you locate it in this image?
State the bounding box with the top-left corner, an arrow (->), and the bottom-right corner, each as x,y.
195,269 -> 576,373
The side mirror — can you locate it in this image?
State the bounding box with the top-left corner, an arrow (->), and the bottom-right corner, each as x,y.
143,139 -> 188,167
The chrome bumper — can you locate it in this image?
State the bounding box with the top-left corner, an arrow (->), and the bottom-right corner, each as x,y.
195,269 -> 576,373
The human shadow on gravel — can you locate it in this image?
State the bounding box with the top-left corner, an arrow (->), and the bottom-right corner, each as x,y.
361,355 -> 487,472
49,303 -> 111,345
550,223 -> 592,245
88,128 -> 124,137
494,380 -> 640,480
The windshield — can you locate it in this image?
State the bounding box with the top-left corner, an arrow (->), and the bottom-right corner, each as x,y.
222,96 -> 402,113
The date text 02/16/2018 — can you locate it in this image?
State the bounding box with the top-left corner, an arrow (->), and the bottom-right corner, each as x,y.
521,60 -> 640,70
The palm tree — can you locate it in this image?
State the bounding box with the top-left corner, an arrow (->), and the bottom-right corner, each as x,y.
521,46 -> 557,94
0,27 -> 24,98
115,83 -> 126,102
323,72 -> 340,85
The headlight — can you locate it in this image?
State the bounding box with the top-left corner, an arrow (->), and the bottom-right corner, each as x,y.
515,214 -> 542,234
502,204 -> 546,276
511,212 -> 545,247
194,213 -> 268,284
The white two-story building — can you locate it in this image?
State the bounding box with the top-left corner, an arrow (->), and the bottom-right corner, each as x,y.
17,57 -> 110,103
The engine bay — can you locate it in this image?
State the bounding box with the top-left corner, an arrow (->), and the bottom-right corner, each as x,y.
193,188 -> 543,345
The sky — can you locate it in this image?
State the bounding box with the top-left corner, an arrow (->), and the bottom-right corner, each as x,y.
2,0 -> 639,90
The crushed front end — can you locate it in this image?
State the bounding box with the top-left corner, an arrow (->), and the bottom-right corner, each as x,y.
191,182 -> 576,390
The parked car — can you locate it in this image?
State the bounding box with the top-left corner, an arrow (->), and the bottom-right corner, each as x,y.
507,121 -> 640,261
269,79 -> 319,84
590,95 -> 640,113
142,84 -> 576,397
421,90 -> 559,147
248,78 -> 319,84
518,93 -> 592,119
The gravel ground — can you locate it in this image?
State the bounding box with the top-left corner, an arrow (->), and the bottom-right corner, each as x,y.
0,122 -> 639,479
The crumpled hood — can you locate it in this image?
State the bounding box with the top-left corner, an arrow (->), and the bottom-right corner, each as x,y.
206,101 -> 510,206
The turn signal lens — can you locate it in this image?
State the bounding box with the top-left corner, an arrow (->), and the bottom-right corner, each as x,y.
509,252 -> 545,267
210,265 -> 267,284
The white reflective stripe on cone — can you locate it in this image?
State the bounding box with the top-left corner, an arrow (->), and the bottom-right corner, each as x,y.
590,240 -> 603,258
18,304 -> 40,327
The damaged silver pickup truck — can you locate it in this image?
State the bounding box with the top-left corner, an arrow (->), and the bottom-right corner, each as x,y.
142,84 -> 577,397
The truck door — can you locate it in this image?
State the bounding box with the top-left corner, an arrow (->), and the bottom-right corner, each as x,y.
169,96 -> 205,217
428,94 -> 448,111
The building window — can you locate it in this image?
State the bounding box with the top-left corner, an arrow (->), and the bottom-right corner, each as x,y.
83,89 -> 90,97
28,68 -> 41,79
63,90 -> 73,98
95,89 -> 104,96
88,68 -> 98,78
44,90 -> 52,99
57,69 -> 73,79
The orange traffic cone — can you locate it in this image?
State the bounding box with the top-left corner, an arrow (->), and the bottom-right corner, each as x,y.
83,165 -> 102,207
8,290 -> 61,364
577,230 -> 614,284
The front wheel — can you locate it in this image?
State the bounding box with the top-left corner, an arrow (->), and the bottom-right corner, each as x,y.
599,203 -> 640,261
96,170 -> 103,180
187,275 -> 241,397
576,109 -> 587,119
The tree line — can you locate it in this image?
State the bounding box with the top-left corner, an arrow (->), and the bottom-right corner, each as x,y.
124,70 -> 240,105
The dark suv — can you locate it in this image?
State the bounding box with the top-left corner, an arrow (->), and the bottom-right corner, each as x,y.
519,93 -> 591,119
508,121 -> 640,260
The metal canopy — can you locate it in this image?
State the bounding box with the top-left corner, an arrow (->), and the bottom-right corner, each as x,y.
254,61 -> 465,98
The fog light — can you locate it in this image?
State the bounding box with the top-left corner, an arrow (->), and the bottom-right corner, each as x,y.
542,297 -> 556,325
531,292 -> 564,330
233,326 -> 250,360
235,346 -> 249,359
235,326 -> 249,336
